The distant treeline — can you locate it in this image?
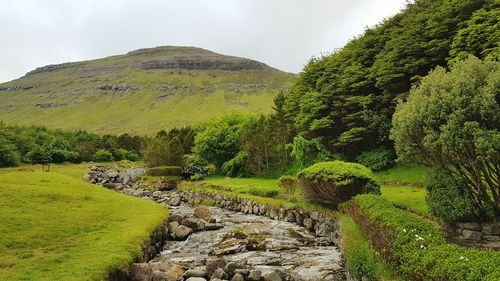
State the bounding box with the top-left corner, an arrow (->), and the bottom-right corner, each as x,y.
0,123 -> 142,167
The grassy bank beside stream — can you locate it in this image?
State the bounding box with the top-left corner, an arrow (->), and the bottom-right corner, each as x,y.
0,166 -> 167,281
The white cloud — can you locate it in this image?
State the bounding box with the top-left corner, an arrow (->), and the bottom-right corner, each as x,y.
0,0 -> 406,82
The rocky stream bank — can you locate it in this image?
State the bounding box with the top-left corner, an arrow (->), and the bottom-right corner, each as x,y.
84,166 -> 348,281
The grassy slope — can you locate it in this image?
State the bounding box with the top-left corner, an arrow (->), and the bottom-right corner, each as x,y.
0,167 -> 167,281
339,215 -> 400,280
0,46 -> 295,134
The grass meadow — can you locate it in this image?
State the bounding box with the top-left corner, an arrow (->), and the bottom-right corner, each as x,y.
0,165 -> 167,281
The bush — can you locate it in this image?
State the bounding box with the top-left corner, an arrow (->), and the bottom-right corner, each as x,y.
124,151 -> 139,161
349,195 -> 500,281
426,169 -> 481,225
93,149 -> 114,162
146,166 -> 183,177
51,149 -> 80,163
356,148 -> 395,171
0,140 -> 20,167
113,148 -> 139,161
190,173 -> 205,181
143,136 -> 184,167
278,175 -> 298,196
27,146 -> 52,164
221,151 -> 248,177
391,57 -> 500,218
297,161 -> 380,208
193,114 -> 250,168
288,136 -> 337,168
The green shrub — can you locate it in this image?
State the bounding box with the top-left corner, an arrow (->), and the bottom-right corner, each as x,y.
288,136 -> 337,168
113,148 -> 139,161
297,161 -> 380,208
350,195 -> 500,281
278,175 -> 298,196
51,149 -> 80,163
356,148 -> 395,171
425,169 -> 478,225
146,166 -> 183,177
143,136 -> 184,167
221,151 -> 248,177
193,113 -> 250,168
0,140 -> 20,167
113,148 -> 129,161
27,146 -> 52,164
124,151 -> 139,161
190,173 -> 205,181
93,149 -> 114,162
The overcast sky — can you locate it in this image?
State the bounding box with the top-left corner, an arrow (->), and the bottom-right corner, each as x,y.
0,0 -> 408,82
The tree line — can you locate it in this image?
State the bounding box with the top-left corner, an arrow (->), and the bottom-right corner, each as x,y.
0,124 -> 142,167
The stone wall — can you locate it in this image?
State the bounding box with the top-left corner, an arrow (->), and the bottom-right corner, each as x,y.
457,222 -> 500,242
177,189 -> 341,245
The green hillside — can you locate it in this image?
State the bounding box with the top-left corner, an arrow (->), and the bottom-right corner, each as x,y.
0,46 -> 295,134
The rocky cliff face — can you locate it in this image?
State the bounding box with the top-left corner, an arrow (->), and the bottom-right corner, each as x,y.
25,46 -> 273,76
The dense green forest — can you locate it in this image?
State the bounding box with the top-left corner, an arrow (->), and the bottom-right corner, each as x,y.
283,0 -> 498,159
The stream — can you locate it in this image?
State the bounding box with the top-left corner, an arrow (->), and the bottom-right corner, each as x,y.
147,203 -> 345,280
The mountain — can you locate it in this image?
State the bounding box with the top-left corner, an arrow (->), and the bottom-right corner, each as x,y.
0,46 -> 295,134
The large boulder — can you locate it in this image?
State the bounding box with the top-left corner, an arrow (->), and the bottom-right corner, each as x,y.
130,263 -> 153,281
194,206 -> 212,220
166,265 -> 184,281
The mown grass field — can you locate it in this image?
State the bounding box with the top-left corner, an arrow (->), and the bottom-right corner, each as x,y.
0,165 -> 167,281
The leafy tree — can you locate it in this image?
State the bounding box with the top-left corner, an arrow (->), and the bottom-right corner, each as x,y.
270,92 -> 291,163
143,136 -> 184,167
158,126 -> 196,154
288,136 -> 336,168
238,115 -> 283,176
193,114 -> 249,168
27,145 -> 52,164
391,56 -> 499,218
0,138 -> 20,167
356,148 -> 395,171
117,133 -> 142,154
450,5 -> 500,63
51,149 -> 80,163
221,151 -> 248,177
284,0 -> 489,158
93,149 -> 114,162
